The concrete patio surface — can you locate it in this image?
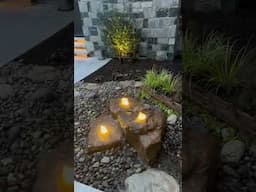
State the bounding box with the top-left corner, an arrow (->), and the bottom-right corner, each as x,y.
0,0 -> 72,66
75,181 -> 103,192
74,57 -> 111,83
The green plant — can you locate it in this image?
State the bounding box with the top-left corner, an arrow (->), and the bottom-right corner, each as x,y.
143,69 -> 180,95
183,31 -> 253,93
99,11 -> 138,63
183,31 -> 225,78
139,90 -> 176,116
207,41 -> 251,92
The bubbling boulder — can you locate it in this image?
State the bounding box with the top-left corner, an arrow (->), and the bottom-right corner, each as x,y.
87,114 -> 124,153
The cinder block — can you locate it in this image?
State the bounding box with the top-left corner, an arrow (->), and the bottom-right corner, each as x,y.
134,19 -> 144,29
133,8 -> 143,13
156,51 -> 168,61
141,1 -> 153,8
157,38 -> 169,44
168,38 -> 176,45
132,2 -> 141,9
143,7 -> 155,18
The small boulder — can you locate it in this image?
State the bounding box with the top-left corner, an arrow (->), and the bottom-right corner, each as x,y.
221,140 -> 245,163
167,114 -> 177,125
125,169 -> 179,192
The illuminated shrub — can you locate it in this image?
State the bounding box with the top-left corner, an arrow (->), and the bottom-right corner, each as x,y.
99,11 -> 138,63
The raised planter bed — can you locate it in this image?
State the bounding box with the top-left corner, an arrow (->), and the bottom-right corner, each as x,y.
184,80 -> 256,138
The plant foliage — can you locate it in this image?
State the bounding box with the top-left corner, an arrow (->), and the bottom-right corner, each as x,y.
183,31 -> 253,93
99,11 -> 138,61
143,69 -> 180,96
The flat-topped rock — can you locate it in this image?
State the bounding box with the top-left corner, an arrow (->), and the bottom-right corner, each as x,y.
88,114 -> 124,153
117,109 -> 166,135
110,97 -> 146,115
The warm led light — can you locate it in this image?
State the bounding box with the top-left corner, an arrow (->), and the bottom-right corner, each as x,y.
120,97 -> 130,107
100,125 -> 109,135
135,112 -> 147,123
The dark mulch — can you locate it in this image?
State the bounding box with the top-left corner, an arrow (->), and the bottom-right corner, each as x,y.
83,57 -> 181,83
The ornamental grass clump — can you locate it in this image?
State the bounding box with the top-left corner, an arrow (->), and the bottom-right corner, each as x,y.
143,69 -> 180,96
99,11 -> 138,63
183,31 -> 253,93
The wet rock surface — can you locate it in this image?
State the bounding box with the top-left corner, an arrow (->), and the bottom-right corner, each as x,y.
0,47 -> 73,192
74,81 -> 182,192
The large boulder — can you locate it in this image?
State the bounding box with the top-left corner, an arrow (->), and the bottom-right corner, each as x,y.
126,129 -> 162,164
87,114 -> 124,153
125,169 -> 179,192
124,109 -> 166,164
117,109 -> 166,135
110,97 -> 145,115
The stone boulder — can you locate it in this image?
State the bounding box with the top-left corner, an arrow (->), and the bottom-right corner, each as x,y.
110,97 -> 145,115
87,114 -> 124,153
124,109 -> 166,163
117,109 -> 166,135
221,140 -> 245,164
125,169 -> 179,192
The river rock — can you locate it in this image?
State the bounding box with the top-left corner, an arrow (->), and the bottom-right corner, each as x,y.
167,114 -> 177,125
87,114 -> 124,153
221,140 -> 245,163
125,169 -> 179,192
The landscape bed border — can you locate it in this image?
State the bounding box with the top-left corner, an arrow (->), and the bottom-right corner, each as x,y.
184,80 -> 256,139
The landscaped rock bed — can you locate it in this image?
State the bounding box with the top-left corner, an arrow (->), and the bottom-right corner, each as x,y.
183,103 -> 256,192
74,81 -> 181,192
218,140 -> 256,192
0,47 -> 73,192
83,58 -> 181,83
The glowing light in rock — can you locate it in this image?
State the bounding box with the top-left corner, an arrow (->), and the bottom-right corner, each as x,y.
100,125 -> 109,136
120,97 -> 130,108
135,112 -> 147,123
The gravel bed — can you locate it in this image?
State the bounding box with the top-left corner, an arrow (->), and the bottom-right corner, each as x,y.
74,81 -> 182,192
0,47 -> 73,192
218,143 -> 256,192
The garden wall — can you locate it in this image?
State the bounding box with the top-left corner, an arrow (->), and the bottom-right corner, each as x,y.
78,0 -> 180,61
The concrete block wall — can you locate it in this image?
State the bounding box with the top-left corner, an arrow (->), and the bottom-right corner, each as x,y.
78,0 -> 180,61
